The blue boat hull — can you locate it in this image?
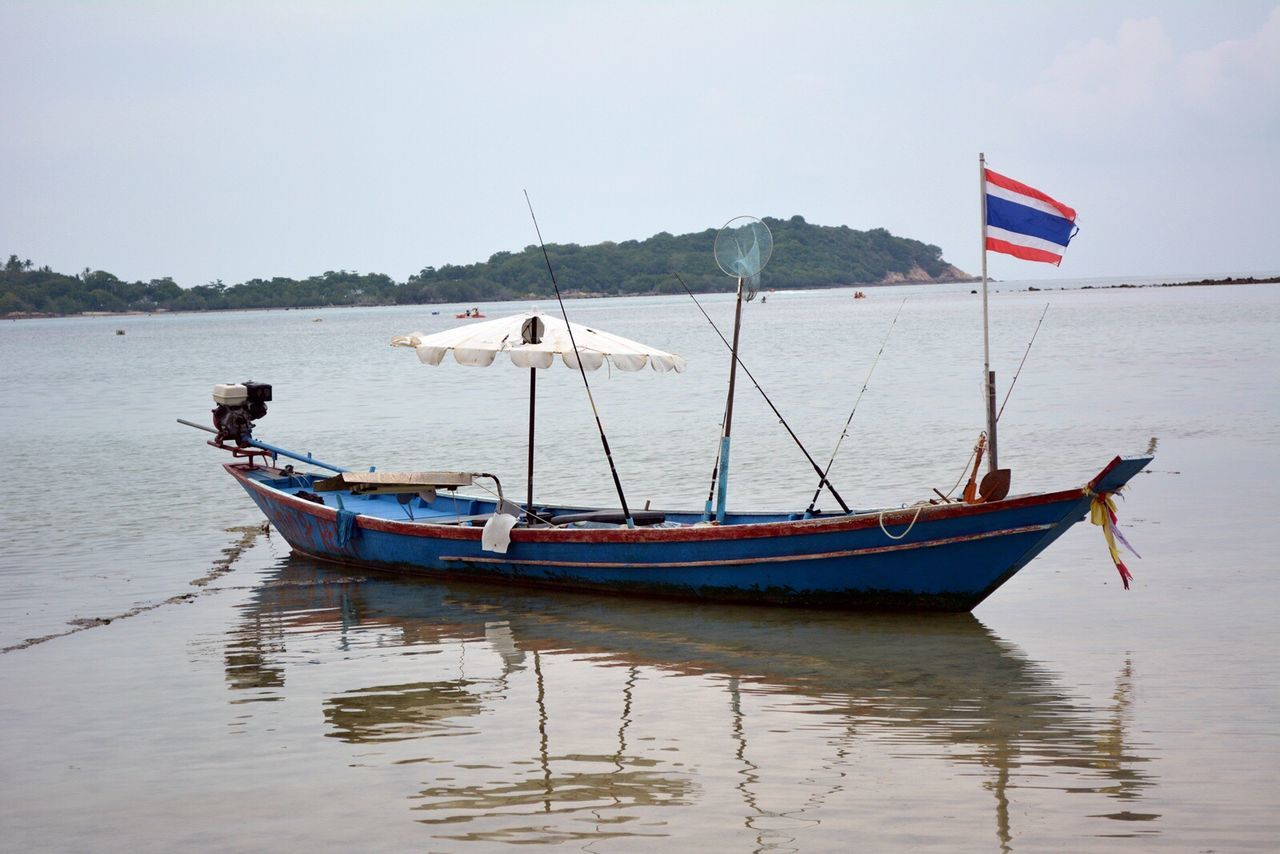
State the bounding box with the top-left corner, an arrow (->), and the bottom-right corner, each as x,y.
227,455 -> 1150,611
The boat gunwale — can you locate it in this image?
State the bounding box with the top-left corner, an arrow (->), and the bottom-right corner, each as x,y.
226,455 -> 1131,545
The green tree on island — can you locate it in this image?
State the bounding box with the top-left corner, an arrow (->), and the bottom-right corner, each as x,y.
2,218 -> 968,317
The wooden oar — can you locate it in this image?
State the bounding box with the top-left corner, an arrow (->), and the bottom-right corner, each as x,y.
978,468 -> 1012,502
962,434 -> 987,503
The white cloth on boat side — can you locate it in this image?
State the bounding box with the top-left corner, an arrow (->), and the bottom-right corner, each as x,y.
481,513 -> 519,554
391,311 -> 686,373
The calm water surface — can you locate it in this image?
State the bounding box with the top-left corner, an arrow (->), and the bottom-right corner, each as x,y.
1,279 -> 1277,850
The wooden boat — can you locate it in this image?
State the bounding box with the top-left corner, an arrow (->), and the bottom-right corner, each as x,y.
190,325 -> 1147,612
187,213 -> 1148,612
210,451 -> 1148,611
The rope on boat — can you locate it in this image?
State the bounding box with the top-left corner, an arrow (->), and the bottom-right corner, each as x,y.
877,434 -> 987,540
878,502 -> 927,540
942,434 -> 983,499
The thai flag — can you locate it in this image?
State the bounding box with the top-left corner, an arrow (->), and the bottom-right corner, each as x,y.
985,169 -> 1078,265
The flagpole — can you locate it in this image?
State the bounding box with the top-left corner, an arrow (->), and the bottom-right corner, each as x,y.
980,152 -> 999,473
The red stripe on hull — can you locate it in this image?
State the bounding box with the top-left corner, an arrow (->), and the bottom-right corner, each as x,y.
439,523 -> 1055,570
226,462 -> 1094,545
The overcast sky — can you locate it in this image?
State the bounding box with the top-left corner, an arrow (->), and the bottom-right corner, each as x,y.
3,1 -> 1277,286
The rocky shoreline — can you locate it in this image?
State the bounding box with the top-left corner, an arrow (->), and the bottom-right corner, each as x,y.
1013,274 -> 1280,294
876,262 -> 976,285
1081,275 -> 1280,290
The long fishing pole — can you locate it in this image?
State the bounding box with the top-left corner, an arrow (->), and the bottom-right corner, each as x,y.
996,303 -> 1049,422
805,297 -> 907,515
674,273 -> 849,514
704,402 -> 728,517
524,191 -> 635,528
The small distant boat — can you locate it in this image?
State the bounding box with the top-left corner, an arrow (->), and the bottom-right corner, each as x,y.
853,290 -> 867,299
456,309 -> 486,319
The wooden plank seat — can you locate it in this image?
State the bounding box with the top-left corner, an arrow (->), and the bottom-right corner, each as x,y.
313,471 -> 474,495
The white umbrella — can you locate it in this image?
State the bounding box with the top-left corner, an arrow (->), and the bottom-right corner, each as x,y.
392,311 -> 687,373
392,311 -> 686,522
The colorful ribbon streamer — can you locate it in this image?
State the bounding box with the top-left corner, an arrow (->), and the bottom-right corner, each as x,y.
1089,491 -> 1141,589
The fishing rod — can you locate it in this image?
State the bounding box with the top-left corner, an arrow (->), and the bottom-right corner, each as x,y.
996,303 -> 1049,422
674,273 -> 850,514
703,402 -> 728,519
805,297 -> 907,515
524,191 -> 635,528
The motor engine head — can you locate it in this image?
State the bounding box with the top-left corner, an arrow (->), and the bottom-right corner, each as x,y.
212,381 -> 271,445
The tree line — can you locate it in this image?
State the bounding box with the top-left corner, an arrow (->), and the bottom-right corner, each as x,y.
2,216 -> 964,316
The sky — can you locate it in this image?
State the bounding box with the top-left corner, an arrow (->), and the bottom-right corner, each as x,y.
3,1 -> 1278,286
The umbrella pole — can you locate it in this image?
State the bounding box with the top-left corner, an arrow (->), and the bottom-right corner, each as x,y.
525,191 -> 636,528
715,277 -> 746,524
527,367 -> 537,525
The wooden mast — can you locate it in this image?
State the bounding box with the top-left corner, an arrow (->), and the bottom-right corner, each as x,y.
980,153 -> 999,473
714,276 -> 746,523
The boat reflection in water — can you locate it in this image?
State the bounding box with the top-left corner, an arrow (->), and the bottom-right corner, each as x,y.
224,555 -> 1158,848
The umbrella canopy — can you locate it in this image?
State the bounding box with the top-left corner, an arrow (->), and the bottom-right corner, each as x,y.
392,310 -> 686,526
391,311 -> 687,373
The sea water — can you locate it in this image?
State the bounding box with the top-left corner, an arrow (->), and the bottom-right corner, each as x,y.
1,278 -> 1277,850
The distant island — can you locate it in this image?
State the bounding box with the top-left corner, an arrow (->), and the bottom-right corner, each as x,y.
2,215 -> 972,317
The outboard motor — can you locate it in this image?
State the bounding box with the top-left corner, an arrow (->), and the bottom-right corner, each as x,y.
212,381 -> 272,445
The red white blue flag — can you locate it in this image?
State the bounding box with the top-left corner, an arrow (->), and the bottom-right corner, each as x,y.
984,169 -> 1078,265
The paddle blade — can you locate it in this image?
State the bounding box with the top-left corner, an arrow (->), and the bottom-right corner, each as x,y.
979,469 -> 1012,503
